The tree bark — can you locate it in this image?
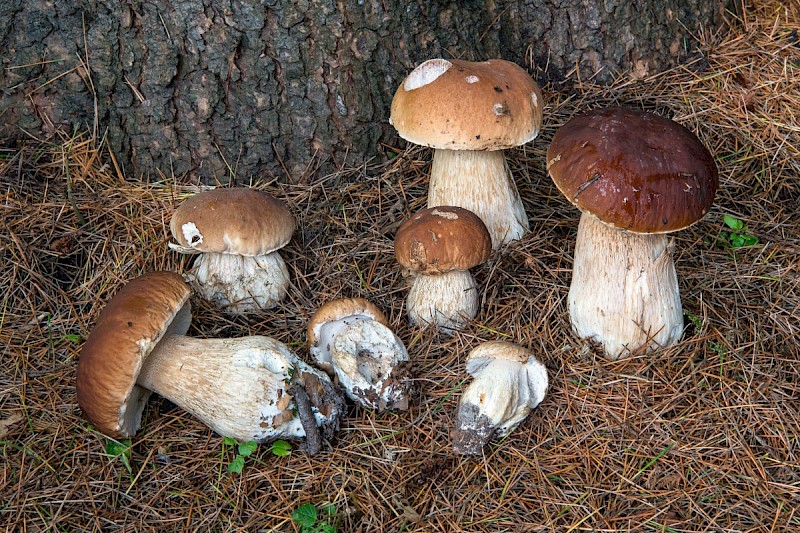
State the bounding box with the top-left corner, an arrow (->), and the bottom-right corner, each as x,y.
0,0 -> 730,183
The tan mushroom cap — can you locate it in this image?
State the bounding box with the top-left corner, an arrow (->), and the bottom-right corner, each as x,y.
395,206 -> 492,274
307,298 -> 388,350
547,106 -> 719,234
466,340 -> 532,372
390,58 -> 543,151
76,271 -> 192,438
170,188 -> 296,256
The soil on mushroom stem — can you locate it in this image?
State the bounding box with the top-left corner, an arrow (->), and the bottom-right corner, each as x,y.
2,2 -> 800,530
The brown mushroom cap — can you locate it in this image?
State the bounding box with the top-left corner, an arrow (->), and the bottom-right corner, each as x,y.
170,188 -> 296,256
76,271 -> 192,438
307,298 -> 389,350
390,58 -> 543,151
394,206 -> 492,274
546,106 -> 719,234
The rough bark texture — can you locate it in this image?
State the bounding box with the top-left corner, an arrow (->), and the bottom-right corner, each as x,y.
0,0 -> 730,183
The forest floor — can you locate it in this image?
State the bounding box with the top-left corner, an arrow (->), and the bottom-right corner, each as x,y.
2,2 -> 799,532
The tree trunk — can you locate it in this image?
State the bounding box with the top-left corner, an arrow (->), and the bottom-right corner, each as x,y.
0,0 -> 730,183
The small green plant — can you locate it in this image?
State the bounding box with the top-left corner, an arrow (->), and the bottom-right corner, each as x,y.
291,502 -> 338,533
223,437 -> 258,474
105,437 -> 133,475
719,214 -> 758,249
271,439 -> 292,457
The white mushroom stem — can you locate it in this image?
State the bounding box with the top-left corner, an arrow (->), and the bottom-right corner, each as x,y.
188,251 -> 290,314
569,213 -> 684,359
428,149 -> 529,249
136,334 -> 339,442
452,346 -> 548,455
330,320 -> 412,411
406,269 -> 479,334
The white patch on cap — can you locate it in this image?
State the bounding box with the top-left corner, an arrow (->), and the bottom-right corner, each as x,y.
431,208 -> 459,220
182,222 -> 203,247
404,59 -> 452,91
493,103 -> 509,116
465,75 -> 479,84
531,91 -> 538,107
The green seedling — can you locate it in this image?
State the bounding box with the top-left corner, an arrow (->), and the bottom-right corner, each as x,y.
223,437 -> 258,474
719,214 -> 758,249
291,502 -> 338,533
105,437 -> 133,475
271,439 -> 292,457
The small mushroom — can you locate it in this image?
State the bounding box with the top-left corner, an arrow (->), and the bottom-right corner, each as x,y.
307,298 -> 413,411
76,272 -> 344,452
394,206 -> 492,334
547,107 -> 719,358
169,188 -> 295,314
452,341 -> 548,455
390,58 -> 543,249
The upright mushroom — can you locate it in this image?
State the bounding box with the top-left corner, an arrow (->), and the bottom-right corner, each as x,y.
390,58 -> 543,249
307,298 -> 412,411
76,271 -> 344,453
394,206 -> 492,334
169,187 -> 295,314
547,106 -> 719,358
452,341 -> 548,455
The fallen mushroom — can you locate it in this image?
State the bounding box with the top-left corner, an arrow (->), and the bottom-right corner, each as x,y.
547,106 -> 719,358
394,206 -> 492,334
452,341 -> 548,455
390,58 -> 543,249
76,271 -> 344,453
307,298 -> 413,411
169,187 -> 295,314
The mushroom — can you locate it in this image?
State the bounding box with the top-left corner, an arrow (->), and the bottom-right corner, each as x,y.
76,271 -> 344,452
452,341 -> 548,455
390,58 -> 543,249
394,206 -> 491,334
547,106 -> 719,358
307,298 -> 413,411
169,187 -> 295,314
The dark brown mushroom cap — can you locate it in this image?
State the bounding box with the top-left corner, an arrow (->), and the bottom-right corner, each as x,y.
547,107 -> 719,234
170,188 -> 296,256
390,58 -> 543,151
76,271 -> 192,438
394,206 -> 492,274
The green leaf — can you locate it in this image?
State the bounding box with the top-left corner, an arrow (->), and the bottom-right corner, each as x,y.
318,523 -> 336,533
237,440 -> 257,457
105,438 -> 133,474
223,436 -> 237,447
227,455 -> 245,474
741,234 -> 759,246
321,503 -> 337,517
61,333 -> 83,344
730,233 -> 746,248
723,214 -> 743,231
271,439 -> 292,457
292,503 -> 318,528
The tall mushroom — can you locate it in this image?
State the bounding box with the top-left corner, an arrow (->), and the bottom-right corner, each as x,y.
547,106 -> 719,359
390,58 -> 543,249
452,341 -> 548,455
76,271 -> 344,452
169,188 -> 295,314
307,298 -> 413,411
394,206 -> 492,334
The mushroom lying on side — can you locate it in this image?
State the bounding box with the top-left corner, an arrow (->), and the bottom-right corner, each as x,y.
394,206 -> 492,334
390,58 -> 543,249
307,298 -> 412,411
169,188 -> 295,314
76,272 -> 344,453
547,107 -> 719,358
452,341 -> 548,455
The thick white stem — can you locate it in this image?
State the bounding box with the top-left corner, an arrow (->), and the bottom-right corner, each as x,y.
407,269 -> 479,334
428,149 -> 528,249
568,213 -> 684,359
188,251 -> 289,314
137,335 -> 334,442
